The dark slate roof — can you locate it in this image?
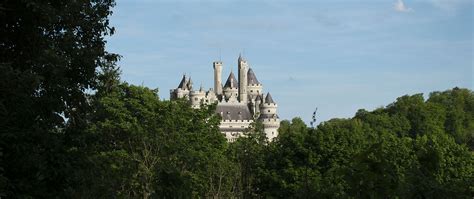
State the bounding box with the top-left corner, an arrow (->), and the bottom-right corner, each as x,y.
186,77 -> 193,90
224,71 -> 238,88
247,68 -> 260,85
255,94 -> 262,102
177,75 -> 187,89
216,104 -> 253,120
265,93 -> 275,104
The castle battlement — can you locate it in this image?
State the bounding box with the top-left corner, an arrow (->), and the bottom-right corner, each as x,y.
170,55 -> 280,141
221,119 -> 253,123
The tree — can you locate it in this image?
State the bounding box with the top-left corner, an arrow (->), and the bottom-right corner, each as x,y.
261,118 -> 323,198
427,88 -> 474,149
347,133 -> 417,198
228,121 -> 268,198
0,0 -> 117,197
258,88 -> 473,198
411,132 -> 473,198
82,80 -> 231,198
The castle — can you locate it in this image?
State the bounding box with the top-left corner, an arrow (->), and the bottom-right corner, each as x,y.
170,55 -> 280,141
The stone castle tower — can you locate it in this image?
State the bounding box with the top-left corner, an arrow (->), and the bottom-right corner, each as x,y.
170,55 -> 280,141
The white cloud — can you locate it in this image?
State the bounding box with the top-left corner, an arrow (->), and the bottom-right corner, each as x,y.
394,0 -> 413,12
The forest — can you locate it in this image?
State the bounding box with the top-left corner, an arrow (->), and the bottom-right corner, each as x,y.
1,0 -> 472,198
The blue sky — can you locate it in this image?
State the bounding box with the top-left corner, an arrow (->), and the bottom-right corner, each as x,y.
106,0 -> 473,123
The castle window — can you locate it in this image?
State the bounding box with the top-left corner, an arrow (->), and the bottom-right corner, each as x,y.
268,110 -> 270,113
250,90 -> 253,93
194,97 -> 198,101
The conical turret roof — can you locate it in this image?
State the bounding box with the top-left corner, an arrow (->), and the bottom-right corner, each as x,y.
265,92 -> 275,104
247,68 -> 260,85
186,77 -> 193,90
224,71 -> 238,88
178,75 -> 187,89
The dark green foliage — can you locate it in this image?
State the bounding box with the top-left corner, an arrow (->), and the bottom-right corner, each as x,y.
0,0 -> 117,197
258,88 -> 474,198
347,132 -> 417,198
427,88 -> 474,149
411,132 -> 473,198
262,118 -> 323,198
227,121 -> 268,198
82,82 -> 230,198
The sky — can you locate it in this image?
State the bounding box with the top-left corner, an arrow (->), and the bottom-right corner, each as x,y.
106,0 -> 473,124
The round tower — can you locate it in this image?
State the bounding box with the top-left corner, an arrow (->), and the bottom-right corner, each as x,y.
238,54 -> 248,103
213,61 -> 223,96
189,85 -> 206,108
247,68 -> 263,100
259,92 -> 280,140
170,74 -> 191,99
223,71 -> 239,102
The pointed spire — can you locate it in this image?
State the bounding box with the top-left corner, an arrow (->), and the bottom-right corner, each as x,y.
187,76 -> 193,90
247,68 -> 260,85
224,71 -> 238,88
265,92 -> 275,104
178,75 -> 187,89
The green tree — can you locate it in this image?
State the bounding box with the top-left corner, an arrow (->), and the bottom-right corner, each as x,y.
83,83 -> 161,198
262,118 -> 322,198
83,81 -> 231,198
0,0 -> 117,197
228,121 -> 268,198
259,88 -> 473,198
347,133 -> 417,198
427,88 -> 474,149
411,132 -> 473,198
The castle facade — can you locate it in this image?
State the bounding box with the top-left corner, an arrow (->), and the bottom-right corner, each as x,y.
170,55 -> 280,141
